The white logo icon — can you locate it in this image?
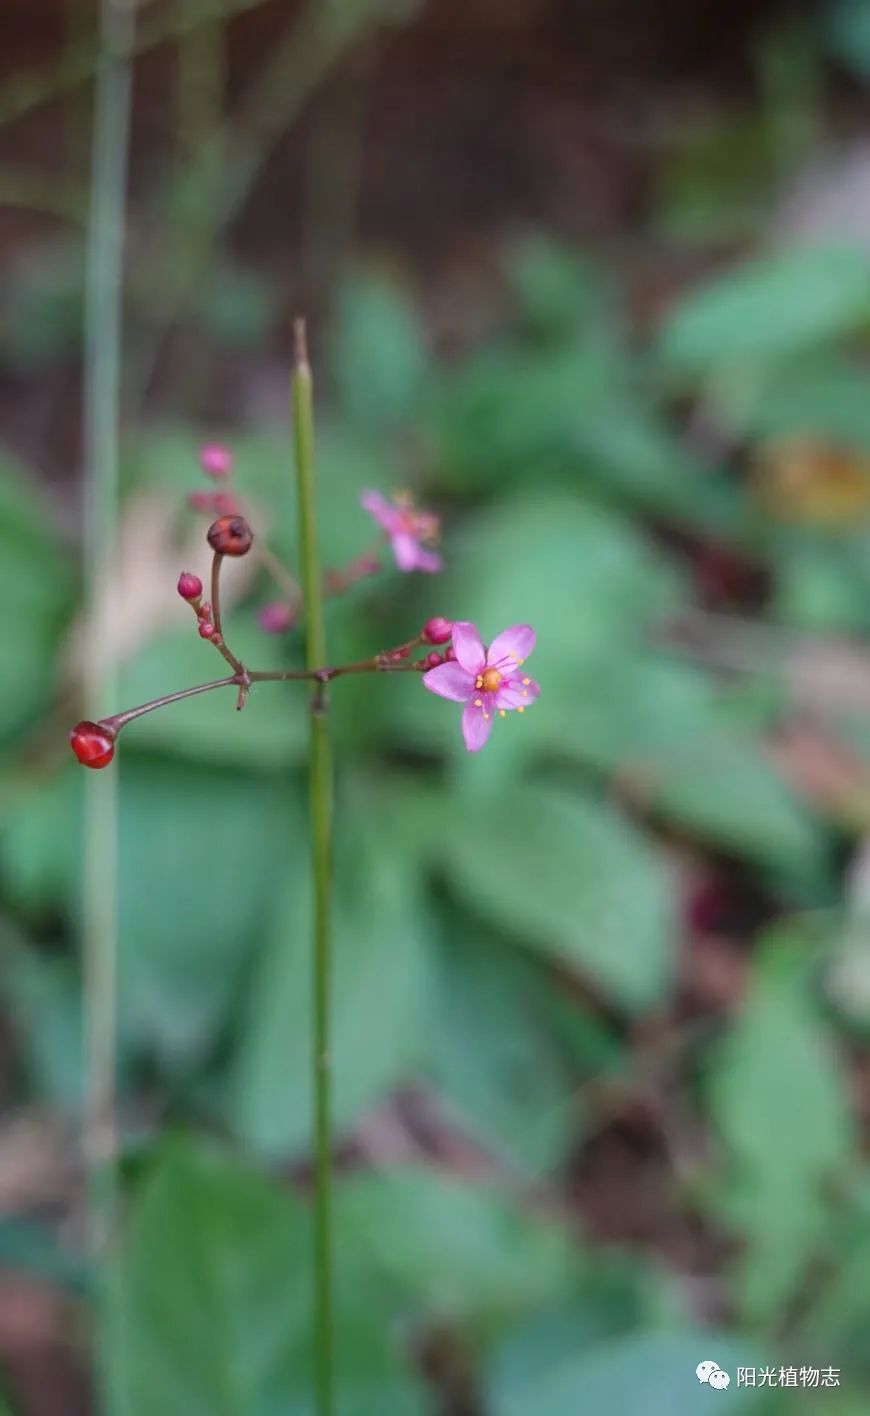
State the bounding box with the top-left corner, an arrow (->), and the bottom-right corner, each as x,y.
697,1360 -> 731,1389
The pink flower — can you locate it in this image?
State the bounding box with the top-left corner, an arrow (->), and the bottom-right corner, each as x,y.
423,621 -> 539,751
360,490 -> 442,573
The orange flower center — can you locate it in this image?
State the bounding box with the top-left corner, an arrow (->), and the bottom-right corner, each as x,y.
477,668 -> 503,694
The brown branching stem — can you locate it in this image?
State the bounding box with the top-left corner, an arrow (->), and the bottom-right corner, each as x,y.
99,646 -> 426,737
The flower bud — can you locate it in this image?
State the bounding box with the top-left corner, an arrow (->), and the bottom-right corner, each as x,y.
177,571 -> 203,602
70,720 -> 116,769
199,443 -> 233,479
424,651 -> 443,669
198,620 -> 217,639
422,617 -> 453,645
207,514 -> 253,557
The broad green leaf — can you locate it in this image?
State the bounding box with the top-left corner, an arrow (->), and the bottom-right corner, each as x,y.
735,357 -> 870,450
107,1140 -> 426,1416
707,932 -> 854,1323
338,1167 -> 571,1323
329,272 -> 429,434
227,814 -> 431,1156
503,237 -> 616,339
798,1177 -> 870,1381
425,921 -> 578,1175
432,783 -> 676,1012
539,654 -> 825,878
101,761 -> 293,1068
488,1327 -> 768,1416
658,246 -> 870,372
433,492 -> 683,681
0,448 -> 73,741
2,927 -> 82,1109
434,345 -> 626,492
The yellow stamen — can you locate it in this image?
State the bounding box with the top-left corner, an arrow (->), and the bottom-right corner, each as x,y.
522,677 -> 531,685
474,698 -> 483,707
499,709 -> 506,718
480,667 -> 502,694
517,706 -> 525,714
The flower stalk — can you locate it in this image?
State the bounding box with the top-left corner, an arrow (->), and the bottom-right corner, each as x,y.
292,318 -> 334,1416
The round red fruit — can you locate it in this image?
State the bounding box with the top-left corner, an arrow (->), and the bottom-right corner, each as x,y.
207,514 -> 253,557
70,720 -> 116,769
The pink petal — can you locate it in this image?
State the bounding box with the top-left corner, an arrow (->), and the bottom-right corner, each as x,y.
361,490 -> 400,534
451,622 -> 486,676
413,546 -> 443,574
423,661 -> 474,702
487,624 -> 536,671
392,532 -> 425,572
494,675 -> 540,710
462,699 -> 494,751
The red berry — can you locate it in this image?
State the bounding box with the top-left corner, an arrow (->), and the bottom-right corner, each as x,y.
207,514 -> 253,557
422,617 -> 452,645
424,651 -> 443,669
70,720 -> 116,769
177,571 -> 203,602
198,620 -> 216,639
199,443 -> 233,479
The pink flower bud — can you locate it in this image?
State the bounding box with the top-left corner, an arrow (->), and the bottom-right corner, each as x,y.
444,646 -> 456,661
422,617 -> 453,645
188,490 -> 214,511
199,443 -> 233,479
177,571 -> 203,602
424,651 -> 443,669
196,601 -> 211,620
198,620 -> 216,639
258,601 -> 297,634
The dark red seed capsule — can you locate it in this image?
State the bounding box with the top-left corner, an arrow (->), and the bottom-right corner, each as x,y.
207,514 -> 253,557
69,720 -> 116,769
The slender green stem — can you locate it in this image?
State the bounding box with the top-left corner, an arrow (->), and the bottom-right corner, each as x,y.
82,0 -> 133,1400
292,319 -> 333,1416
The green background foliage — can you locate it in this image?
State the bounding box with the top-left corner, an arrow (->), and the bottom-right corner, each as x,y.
5,1 -> 870,1411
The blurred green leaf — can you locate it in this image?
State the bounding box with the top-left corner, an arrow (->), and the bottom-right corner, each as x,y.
432,783 -> 676,1012
734,357 -> 870,450
503,237 -> 617,340
657,246 -> 870,373
227,809 -> 431,1156
2,927 -> 82,1110
339,1166 -> 571,1323
440,492 -> 683,680
425,921 -> 579,1176
108,1140 -> 426,1416
487,1327 -> 768,1415
825,0 -> 870,79
540,653 -> 825,876
0,448 -> 73,742
707,931 -> 854,1323
329,272 -> 429,434
109,761 -> 293,1068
